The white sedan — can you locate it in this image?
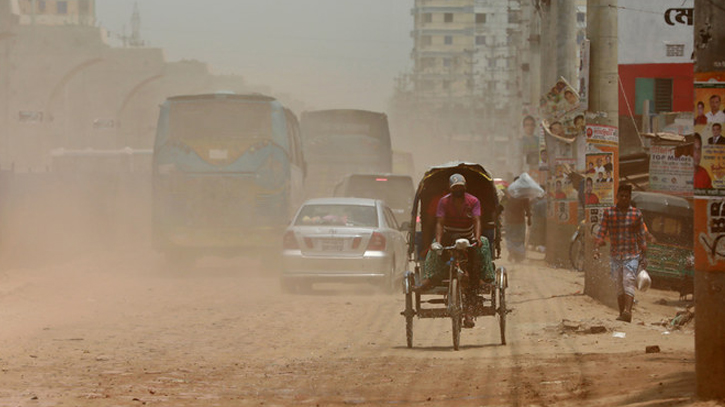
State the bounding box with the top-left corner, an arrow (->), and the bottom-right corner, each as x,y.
280,197 -> 409,293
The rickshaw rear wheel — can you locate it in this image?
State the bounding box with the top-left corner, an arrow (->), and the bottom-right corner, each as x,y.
405,291 -> 414,348
497,284 -> 507,345
450,278 -> 462,351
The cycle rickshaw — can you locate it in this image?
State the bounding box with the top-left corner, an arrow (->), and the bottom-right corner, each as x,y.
401,162 -> 508,350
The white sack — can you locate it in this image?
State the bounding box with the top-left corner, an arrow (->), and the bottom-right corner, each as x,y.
507,172 -> 545,199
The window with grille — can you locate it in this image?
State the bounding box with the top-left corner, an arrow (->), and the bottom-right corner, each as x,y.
635,77 -> 672,114
444,13 -> 454,23
476,13 -> 486,24
654,78 -> 673,112
666,44 -> 685,57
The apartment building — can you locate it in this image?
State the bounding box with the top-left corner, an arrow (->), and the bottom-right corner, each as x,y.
411,0 -> 524,107
17,0 -> 95,26
409,0 -> 525,173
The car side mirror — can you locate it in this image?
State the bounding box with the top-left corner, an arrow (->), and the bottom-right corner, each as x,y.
399,221 -> 411,232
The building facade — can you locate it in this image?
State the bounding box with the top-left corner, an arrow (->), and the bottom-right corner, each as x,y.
617,0 -> 694,118
0,1 -> 273,170
17,0 -> 95,26
408,0 -> 525,175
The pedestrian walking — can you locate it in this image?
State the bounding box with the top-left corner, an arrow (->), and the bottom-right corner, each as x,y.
528,186 -> 547,253
504,178 -> 531,262
593,185 -> 647,323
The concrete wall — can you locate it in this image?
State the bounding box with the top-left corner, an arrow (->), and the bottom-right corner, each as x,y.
618,0 -> 694,65
0,19 -> 254,171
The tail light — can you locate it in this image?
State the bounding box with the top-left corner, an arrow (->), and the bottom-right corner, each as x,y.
282,231 -> 299,250
366,232 -> 386,251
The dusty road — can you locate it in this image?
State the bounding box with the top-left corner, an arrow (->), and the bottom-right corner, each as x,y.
0,249 -> 709,406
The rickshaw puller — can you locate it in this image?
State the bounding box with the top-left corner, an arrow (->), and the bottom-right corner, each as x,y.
414,174 -> 491,327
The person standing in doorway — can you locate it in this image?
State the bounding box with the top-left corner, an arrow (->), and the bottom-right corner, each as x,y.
593,185 -> 647,323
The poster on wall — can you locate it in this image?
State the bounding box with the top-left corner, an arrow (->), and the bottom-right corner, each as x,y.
583,152 -> 615,205
539,130 -> 549,173
585,123 -> 618,146
584,124 -> 619,231
694,72 -> 725,272
579,39 -> 590,112
540,78 -> 585,226
540,77 -> 581,121
649,144 -> 694,197
694,198 -> 725,270
549,158 -> 578,224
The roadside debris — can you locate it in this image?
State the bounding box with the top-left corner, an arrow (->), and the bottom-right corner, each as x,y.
557,319 -> 609,335
653,307 -> 695,330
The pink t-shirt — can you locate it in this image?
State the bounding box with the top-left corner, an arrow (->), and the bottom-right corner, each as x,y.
436,193 -> 481,231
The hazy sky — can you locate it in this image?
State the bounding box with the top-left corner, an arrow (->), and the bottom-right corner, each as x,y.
95,1 -> 413,112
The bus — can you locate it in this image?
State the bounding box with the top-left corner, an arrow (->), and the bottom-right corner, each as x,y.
300,109 -> 392,199
152,93 -> 305,264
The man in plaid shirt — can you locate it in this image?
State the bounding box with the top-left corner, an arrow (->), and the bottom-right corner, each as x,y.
593,184 -> 647,323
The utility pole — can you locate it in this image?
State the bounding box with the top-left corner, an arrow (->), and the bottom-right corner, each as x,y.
539,1 -> 557,90
543,0 -> 579,268
583,0 -> 618,307
557,0 -> 578,85
693,0 -> 725,399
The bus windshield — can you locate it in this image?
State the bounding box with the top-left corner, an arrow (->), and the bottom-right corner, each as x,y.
168,101 -> 272,142
344,176 -> 414,210
306,134 -> 385,158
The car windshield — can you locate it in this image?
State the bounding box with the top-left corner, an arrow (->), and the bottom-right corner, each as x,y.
295,204 -> 378,227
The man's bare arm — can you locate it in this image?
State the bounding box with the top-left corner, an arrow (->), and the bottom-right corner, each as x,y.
473,216 -> 481,243
435,217 -> 444,244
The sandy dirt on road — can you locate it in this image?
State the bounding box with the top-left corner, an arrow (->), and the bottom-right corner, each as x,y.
0,249 -> 716,406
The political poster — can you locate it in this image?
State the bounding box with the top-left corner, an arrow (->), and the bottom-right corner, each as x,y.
540,77 -> 581,121
549,158 -> 578,224
694,72 -> 725,272
584,124 -> 619,234
694,198 -> 725,270
649,144 -> 694,197
583,152 -> 614,205
585,123 -> 618,146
